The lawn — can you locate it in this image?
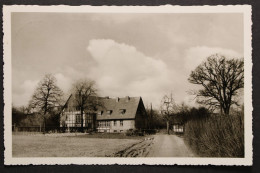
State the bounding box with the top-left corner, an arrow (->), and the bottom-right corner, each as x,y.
12,134 -> 144,157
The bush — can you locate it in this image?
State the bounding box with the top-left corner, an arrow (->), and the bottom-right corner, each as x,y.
184,112 -> 244,157
125,129 -> 134,136
143,129 -> 156,135
125,129 -> 144,136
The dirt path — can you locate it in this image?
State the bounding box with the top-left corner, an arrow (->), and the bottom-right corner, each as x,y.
112,137 -> 154,157
112,134 -> 194,157
147,134 -> 195,157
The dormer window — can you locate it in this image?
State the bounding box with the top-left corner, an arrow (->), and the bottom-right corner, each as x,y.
107,110 -> 113,115
119,109 -> 126,115
98,111 -> 103,116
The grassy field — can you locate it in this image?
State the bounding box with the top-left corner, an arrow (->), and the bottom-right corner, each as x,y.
12,133 -> 144,157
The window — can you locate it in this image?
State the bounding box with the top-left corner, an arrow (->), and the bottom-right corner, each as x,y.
119,109 -> 126,115
107,110 -> 113,115
114,120 -> 117,126
120,120 -> 123,126
103,121 -> 111,127
99,121 -> 105,127
75,114 -> 81,124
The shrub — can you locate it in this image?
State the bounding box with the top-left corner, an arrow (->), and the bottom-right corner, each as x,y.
125,129 -> 134,136
184,112 -> 244,157
143,129 -> 156,135
125,129 -> 144,136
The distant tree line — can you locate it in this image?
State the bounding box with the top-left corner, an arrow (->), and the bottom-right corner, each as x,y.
145,101 -> 211,132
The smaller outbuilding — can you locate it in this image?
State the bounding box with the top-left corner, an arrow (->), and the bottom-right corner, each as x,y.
173,123 -> 184,133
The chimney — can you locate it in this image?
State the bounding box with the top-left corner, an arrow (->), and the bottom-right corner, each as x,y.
126,96 -> 130,102
116,97 -> 120,102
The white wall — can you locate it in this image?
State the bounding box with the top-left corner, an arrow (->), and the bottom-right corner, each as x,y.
97,120 -> 135,133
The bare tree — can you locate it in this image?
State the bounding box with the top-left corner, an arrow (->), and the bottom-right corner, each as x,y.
29,74 -> 63,133
160,93 -> 177,134
188,54 -> 244,115
71,79 -> 99,132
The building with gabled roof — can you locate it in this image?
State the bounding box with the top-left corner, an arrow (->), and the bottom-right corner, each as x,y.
60,95 -> 147,133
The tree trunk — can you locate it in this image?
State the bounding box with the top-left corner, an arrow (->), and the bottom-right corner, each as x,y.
80,109 -> 84,133
224,107 -> 230,115
43,117 -> 46,134
166,121 -> 169,135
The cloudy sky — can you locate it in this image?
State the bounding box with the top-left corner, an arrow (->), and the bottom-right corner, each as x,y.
11,12 -> 244,108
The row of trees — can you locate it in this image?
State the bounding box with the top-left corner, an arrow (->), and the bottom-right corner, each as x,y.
15,74 -> 98,133
145,98 -> 211,134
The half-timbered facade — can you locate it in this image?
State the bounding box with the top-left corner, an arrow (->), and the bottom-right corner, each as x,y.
60,95 -> 97,131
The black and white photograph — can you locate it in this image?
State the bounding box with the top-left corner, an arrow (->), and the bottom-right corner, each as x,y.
3,5 -> 252,165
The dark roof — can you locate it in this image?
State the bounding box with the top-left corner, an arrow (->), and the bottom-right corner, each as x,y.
63,95 -> 144,120
96,96 -> 142,120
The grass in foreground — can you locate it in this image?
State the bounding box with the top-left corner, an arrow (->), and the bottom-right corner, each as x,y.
12,134 -> 143,157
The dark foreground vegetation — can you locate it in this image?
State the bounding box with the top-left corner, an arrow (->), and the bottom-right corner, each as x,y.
184,110 -> 244,157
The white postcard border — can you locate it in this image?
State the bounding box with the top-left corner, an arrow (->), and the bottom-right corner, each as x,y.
3,5 -> 253,165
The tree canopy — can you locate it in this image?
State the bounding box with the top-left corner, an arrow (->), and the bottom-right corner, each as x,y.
30,74 -> 63,113
29,74 -> 63,132
188,54 -> 244,114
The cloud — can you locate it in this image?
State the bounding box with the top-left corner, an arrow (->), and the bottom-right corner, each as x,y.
87,39 -> 173,107
12,79 -> 39,107
54,73 -> 72,93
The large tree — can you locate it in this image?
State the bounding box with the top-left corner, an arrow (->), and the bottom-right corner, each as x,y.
29,74 -> 63,133
188,54 -> 244,115
71,79 -> 99,132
